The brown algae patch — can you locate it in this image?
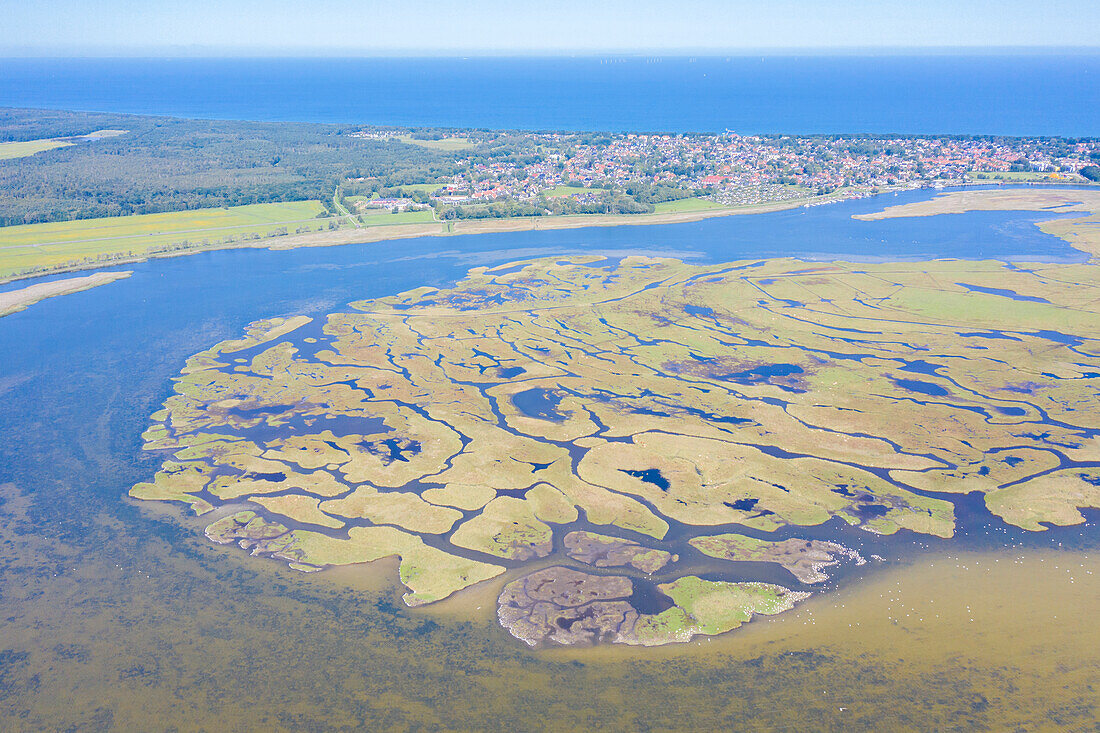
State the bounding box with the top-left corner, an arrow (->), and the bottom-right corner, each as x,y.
564,530 -> 676,573
130,253 -> 1100,645
497,566 -> 808,647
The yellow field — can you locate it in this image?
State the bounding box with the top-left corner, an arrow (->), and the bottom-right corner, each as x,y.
0,201 -> 333,280
968,170 -> 1084,183
0,138 -> 74,160
0,130 -> 127,160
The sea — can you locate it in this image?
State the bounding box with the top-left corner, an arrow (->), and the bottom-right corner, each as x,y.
1,54 -> 1099,135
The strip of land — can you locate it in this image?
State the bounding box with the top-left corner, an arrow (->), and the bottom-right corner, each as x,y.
855,188 -> 1100,220
854,188 -> 1100,258
0,270 -> 132,318
265,196 -> 831,249
0,192 -> 845,285
6,186 -> 1098,288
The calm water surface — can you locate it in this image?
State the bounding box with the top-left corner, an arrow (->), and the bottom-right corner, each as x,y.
1,188 -> 1098,730
2,56 -> 1099,135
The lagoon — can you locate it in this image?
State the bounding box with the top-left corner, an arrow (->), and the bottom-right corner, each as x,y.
0,187 -> 1098,729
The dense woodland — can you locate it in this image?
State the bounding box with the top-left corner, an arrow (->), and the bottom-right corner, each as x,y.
0,108 -> 465,225
0,108 -> 690,225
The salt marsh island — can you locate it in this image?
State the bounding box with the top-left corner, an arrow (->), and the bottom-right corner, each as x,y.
130,223 -> 1100,646
0,270 -> 131,317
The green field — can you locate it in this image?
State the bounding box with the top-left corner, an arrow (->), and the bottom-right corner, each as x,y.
652,197 -> 727,213
397,183 -> 447,194
0,129 -> 128,161
345,195 -> 376,208
396,135 -> 475,151
968,170 -> 1083,183
359,209 -> 436,226
0,138 -> 75,160
0,201 -> 335,280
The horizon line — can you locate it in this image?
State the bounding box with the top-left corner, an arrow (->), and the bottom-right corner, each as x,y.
3,45 -> 1100,60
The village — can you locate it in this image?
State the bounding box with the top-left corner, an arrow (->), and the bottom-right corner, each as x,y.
350,129 -> 1100,215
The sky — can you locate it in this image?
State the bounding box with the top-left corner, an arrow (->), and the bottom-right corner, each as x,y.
4,0 -> 1098,56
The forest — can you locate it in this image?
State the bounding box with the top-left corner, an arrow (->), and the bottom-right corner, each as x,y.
0,108 -> 466,225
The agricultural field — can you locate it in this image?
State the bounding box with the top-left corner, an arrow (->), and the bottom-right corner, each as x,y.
0,200 -> 335,280
358,209 -> 437,226
348,183 -> 446,204
345,195 -> 376,208
652,197 -> 728,213
968,170 -> 1085,183
395,183 -> 447,195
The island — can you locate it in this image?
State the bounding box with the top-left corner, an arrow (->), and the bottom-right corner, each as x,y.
127,200 -> 1100,646
0,270 -> 131,318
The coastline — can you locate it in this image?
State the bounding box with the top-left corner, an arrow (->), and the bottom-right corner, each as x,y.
0,270 -> 132,318
4,182 -> 1097,289
853,188 -> 1100,258
0,192 -> 853,287
853,188 -> 1100,221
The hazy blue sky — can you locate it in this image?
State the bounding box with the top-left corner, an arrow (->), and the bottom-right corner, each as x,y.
4,0 -> 1098,55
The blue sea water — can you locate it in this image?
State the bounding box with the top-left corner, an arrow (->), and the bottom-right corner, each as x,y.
1,55 -> 1098,135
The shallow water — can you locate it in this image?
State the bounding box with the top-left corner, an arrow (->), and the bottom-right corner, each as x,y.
2,485 -> 1096,730
1,187 -> 1098,730
510,387 -> 567,422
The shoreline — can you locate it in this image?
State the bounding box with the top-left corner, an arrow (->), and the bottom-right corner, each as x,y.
0,270 -> 132,318
3,182 -> 1097,288
852,187 -> 1100,259
0,193 -> 854,287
